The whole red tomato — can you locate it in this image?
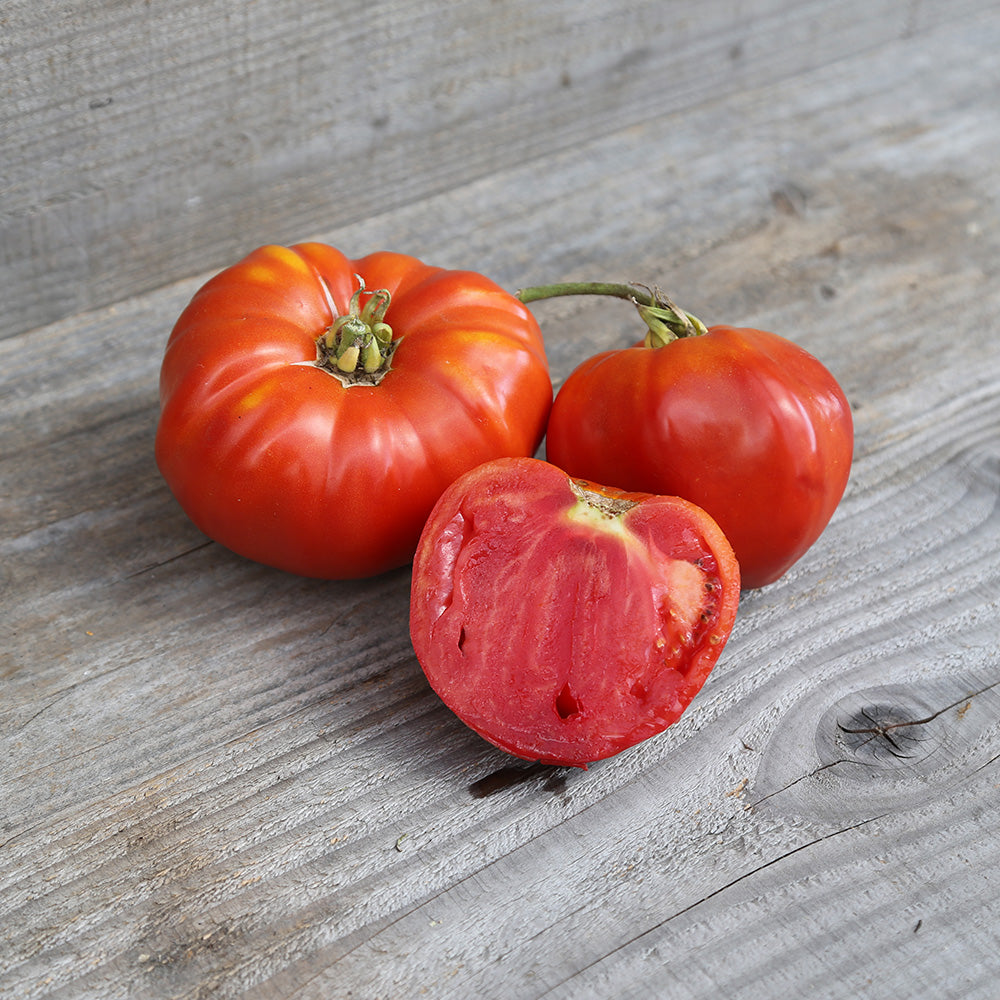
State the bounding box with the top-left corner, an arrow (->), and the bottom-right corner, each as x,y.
543,299 -> 852,589
156,243 -> 551,579
410,457 -> 740,767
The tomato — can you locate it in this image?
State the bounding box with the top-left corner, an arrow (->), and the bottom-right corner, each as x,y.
409,457 -> 740,767
155,243 -> 552,579
544,315 -> 853,589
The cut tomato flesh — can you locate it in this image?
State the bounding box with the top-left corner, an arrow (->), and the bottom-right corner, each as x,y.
410,458 -> 740,767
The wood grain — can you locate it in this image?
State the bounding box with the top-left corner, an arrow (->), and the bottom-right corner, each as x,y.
3,4 -> 1000,999
2,0 -> 995,340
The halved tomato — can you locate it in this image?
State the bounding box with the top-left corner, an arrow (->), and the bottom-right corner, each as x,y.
409,457 -> 740,766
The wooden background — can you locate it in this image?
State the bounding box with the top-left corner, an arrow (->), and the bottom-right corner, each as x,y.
3,1 -> 1000,997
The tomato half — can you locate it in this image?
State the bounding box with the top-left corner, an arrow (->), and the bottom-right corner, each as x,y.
156,243 -> 552,578
409,457 -> 740,767
545,326 -> 853,589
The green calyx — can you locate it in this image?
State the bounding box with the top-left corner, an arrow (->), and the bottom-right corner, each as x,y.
515,281 -> 707,348
635,296 -> 707,349
316,276 -> 396,382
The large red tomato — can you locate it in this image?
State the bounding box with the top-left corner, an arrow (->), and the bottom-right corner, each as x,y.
544,315 -> 852,589
156,243 -> 551,578
410,457 -> 740,767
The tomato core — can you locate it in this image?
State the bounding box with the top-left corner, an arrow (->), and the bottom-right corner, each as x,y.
568,479 -> 636,519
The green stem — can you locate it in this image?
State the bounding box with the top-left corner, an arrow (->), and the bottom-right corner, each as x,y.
516,281 -> 656,307
515,280 -> 707,347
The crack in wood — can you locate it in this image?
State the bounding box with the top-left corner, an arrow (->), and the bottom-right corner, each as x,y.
535,811 -> 891,997
126,540 -> 215,578
839,705 -> 929,760
835,677 -> 1000,764
11,687 -> 77,734
971,750 -> 1000,776
744,758 -> 872,811
837,686 -> 988,740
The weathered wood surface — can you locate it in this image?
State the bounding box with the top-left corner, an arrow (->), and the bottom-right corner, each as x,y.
3,4 -> 1000,999
1,0 -> 995,340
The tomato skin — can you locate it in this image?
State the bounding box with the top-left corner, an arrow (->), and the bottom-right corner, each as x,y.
545,326 -> 853,589
155,243 -> 551,578
410,457 -> 740,767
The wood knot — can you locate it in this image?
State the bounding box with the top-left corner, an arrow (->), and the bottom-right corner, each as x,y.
813,684 -> 959,774
835,702 -> 936,766
751,674 -> 995,824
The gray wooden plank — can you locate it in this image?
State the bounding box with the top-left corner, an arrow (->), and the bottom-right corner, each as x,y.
2,7 -> 1000,1000
2,0 -> 995,339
